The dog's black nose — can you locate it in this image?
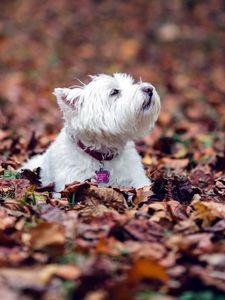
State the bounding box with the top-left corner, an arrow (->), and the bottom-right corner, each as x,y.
142,87 -> 153,97
142,87 -> 154,110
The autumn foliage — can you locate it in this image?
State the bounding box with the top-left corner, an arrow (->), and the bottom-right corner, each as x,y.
0,1 -> 225,300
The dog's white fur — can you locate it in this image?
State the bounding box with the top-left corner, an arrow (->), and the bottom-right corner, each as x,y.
21,73 -> 160,192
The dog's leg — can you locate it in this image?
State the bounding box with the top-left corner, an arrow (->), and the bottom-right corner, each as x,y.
131,169 -> 151,189
119,142 -> 152,189
19,154 -> 43,171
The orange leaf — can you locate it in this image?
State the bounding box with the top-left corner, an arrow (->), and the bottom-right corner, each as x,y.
127,258 -> 169,283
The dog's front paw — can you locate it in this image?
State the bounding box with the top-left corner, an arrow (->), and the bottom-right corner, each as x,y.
133,178 -> 152,189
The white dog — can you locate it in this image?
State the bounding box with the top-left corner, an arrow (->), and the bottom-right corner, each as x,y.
21,73 -> 160,192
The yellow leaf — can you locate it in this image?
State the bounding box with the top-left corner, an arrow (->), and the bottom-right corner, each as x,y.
191,200 -> 225,227
142,154 -> 153,165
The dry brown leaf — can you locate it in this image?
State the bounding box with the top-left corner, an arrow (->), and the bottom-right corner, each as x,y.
124,219 -> 164,242
190,265 -> 225,292
84,290 -> 107,300
0,207 -> 16,230
159,158 -> 189,169
133,185 -> 154,206
0,278 -> 19,300
166,233 -> 213,255
174,219 -> 199,234
127,258 -> 169,283
191,199 -> 225,226
61,181 -> 92,196
0,268 -> 46,290
24,222 -> 65,250
0,178 -> 30,200
0,264 -> 80,291
39,264 -> 80,281
123,241 -> 166,260
95,237 -> 123,256
78,185 -> 128,213
189,165 -> 215,190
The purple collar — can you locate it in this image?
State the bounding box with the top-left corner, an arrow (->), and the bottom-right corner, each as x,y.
77,140 -> 117,161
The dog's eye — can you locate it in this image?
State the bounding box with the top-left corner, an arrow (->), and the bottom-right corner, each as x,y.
110,89 -> 120,97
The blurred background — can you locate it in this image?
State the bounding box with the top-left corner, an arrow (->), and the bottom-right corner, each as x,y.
0,2 -> 225,298
0,0 -> 224,164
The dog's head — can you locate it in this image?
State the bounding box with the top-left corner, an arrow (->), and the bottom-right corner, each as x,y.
53,73 -> 160,147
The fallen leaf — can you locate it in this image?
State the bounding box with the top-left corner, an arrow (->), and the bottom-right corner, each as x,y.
189,165 -> 215,190
124,219 -> 164,242
159,158 -> 189,169
24,222 -> 65,251
127,258 -> 169,283
191,200 -> 225,226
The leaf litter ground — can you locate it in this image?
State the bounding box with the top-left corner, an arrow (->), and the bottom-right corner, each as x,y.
0,1 -> 225,299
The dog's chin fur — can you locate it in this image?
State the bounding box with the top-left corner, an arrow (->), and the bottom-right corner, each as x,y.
21,73 -> 161,192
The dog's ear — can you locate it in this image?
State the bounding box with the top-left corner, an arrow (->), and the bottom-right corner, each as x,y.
53,88 -> 82,110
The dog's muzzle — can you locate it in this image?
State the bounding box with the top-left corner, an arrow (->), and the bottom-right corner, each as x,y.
142,87 -> 153,110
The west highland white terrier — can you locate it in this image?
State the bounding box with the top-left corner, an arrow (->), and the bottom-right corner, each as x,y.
21,73 -> 160,192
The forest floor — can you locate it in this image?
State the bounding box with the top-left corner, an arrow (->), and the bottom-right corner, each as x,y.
0,1 -> 225,299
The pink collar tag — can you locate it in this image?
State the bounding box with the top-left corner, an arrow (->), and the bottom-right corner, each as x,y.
95,168 -> 110,184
